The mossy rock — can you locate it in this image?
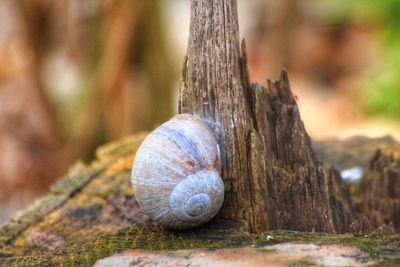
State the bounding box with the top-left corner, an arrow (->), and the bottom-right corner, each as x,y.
0,133 -> 399,266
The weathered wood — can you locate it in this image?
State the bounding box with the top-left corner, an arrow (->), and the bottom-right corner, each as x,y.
180,0 -> 264,232
315,136 -> 400,232
179,0 -> 354,233
360,150 -> 400,232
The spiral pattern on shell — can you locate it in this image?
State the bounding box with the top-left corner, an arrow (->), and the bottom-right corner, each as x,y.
131,114 -> 224,229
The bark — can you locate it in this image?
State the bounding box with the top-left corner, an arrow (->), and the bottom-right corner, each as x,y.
360,150 -> 400,232
179,0 -> 354,233
0,0 -> 62,220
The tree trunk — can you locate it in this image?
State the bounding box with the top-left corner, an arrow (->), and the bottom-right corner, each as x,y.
179,0 -> 354,233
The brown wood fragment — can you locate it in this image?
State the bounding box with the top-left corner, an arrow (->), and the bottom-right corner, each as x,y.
360,150 -> 400,232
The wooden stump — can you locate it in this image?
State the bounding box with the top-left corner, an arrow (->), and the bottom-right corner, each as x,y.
179,0 -> 354,233
360,150 -> 400,232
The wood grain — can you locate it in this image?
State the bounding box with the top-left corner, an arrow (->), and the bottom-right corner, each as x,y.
179,0 -> 354,233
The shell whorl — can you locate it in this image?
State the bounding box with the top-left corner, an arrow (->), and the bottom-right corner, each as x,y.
131,114 -> 224,229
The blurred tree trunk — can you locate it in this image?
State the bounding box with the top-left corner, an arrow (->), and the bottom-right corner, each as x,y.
0,0 -> 175,221
0,0 -> 61,220
64,0 -> 175,163
249,0 -> 300,79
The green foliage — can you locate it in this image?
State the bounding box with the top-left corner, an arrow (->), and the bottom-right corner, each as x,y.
310,0 -> 400,119
350,0 -> 400,118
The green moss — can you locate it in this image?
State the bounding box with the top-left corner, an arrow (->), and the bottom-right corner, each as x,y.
258,231 -> 400,266
0,195 -> 67,248
0,134 -> 145,259
1,226 -> 399,266
287,259 -> 316,267
1,225 -> 252,265
372,258 -> 400,267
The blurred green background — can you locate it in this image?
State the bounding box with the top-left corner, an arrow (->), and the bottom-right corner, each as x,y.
352,0 -> 400,118
0,0 -> 399,221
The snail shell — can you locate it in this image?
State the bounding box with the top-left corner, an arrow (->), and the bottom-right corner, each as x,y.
131,114 -> 224,229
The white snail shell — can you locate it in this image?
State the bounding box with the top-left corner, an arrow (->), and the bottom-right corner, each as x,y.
131,114 -> 224,229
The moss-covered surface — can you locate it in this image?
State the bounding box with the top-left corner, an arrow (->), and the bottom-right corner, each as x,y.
1,225 -> 399,266
0,133 -> 399,266
0,133 -> 149,263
